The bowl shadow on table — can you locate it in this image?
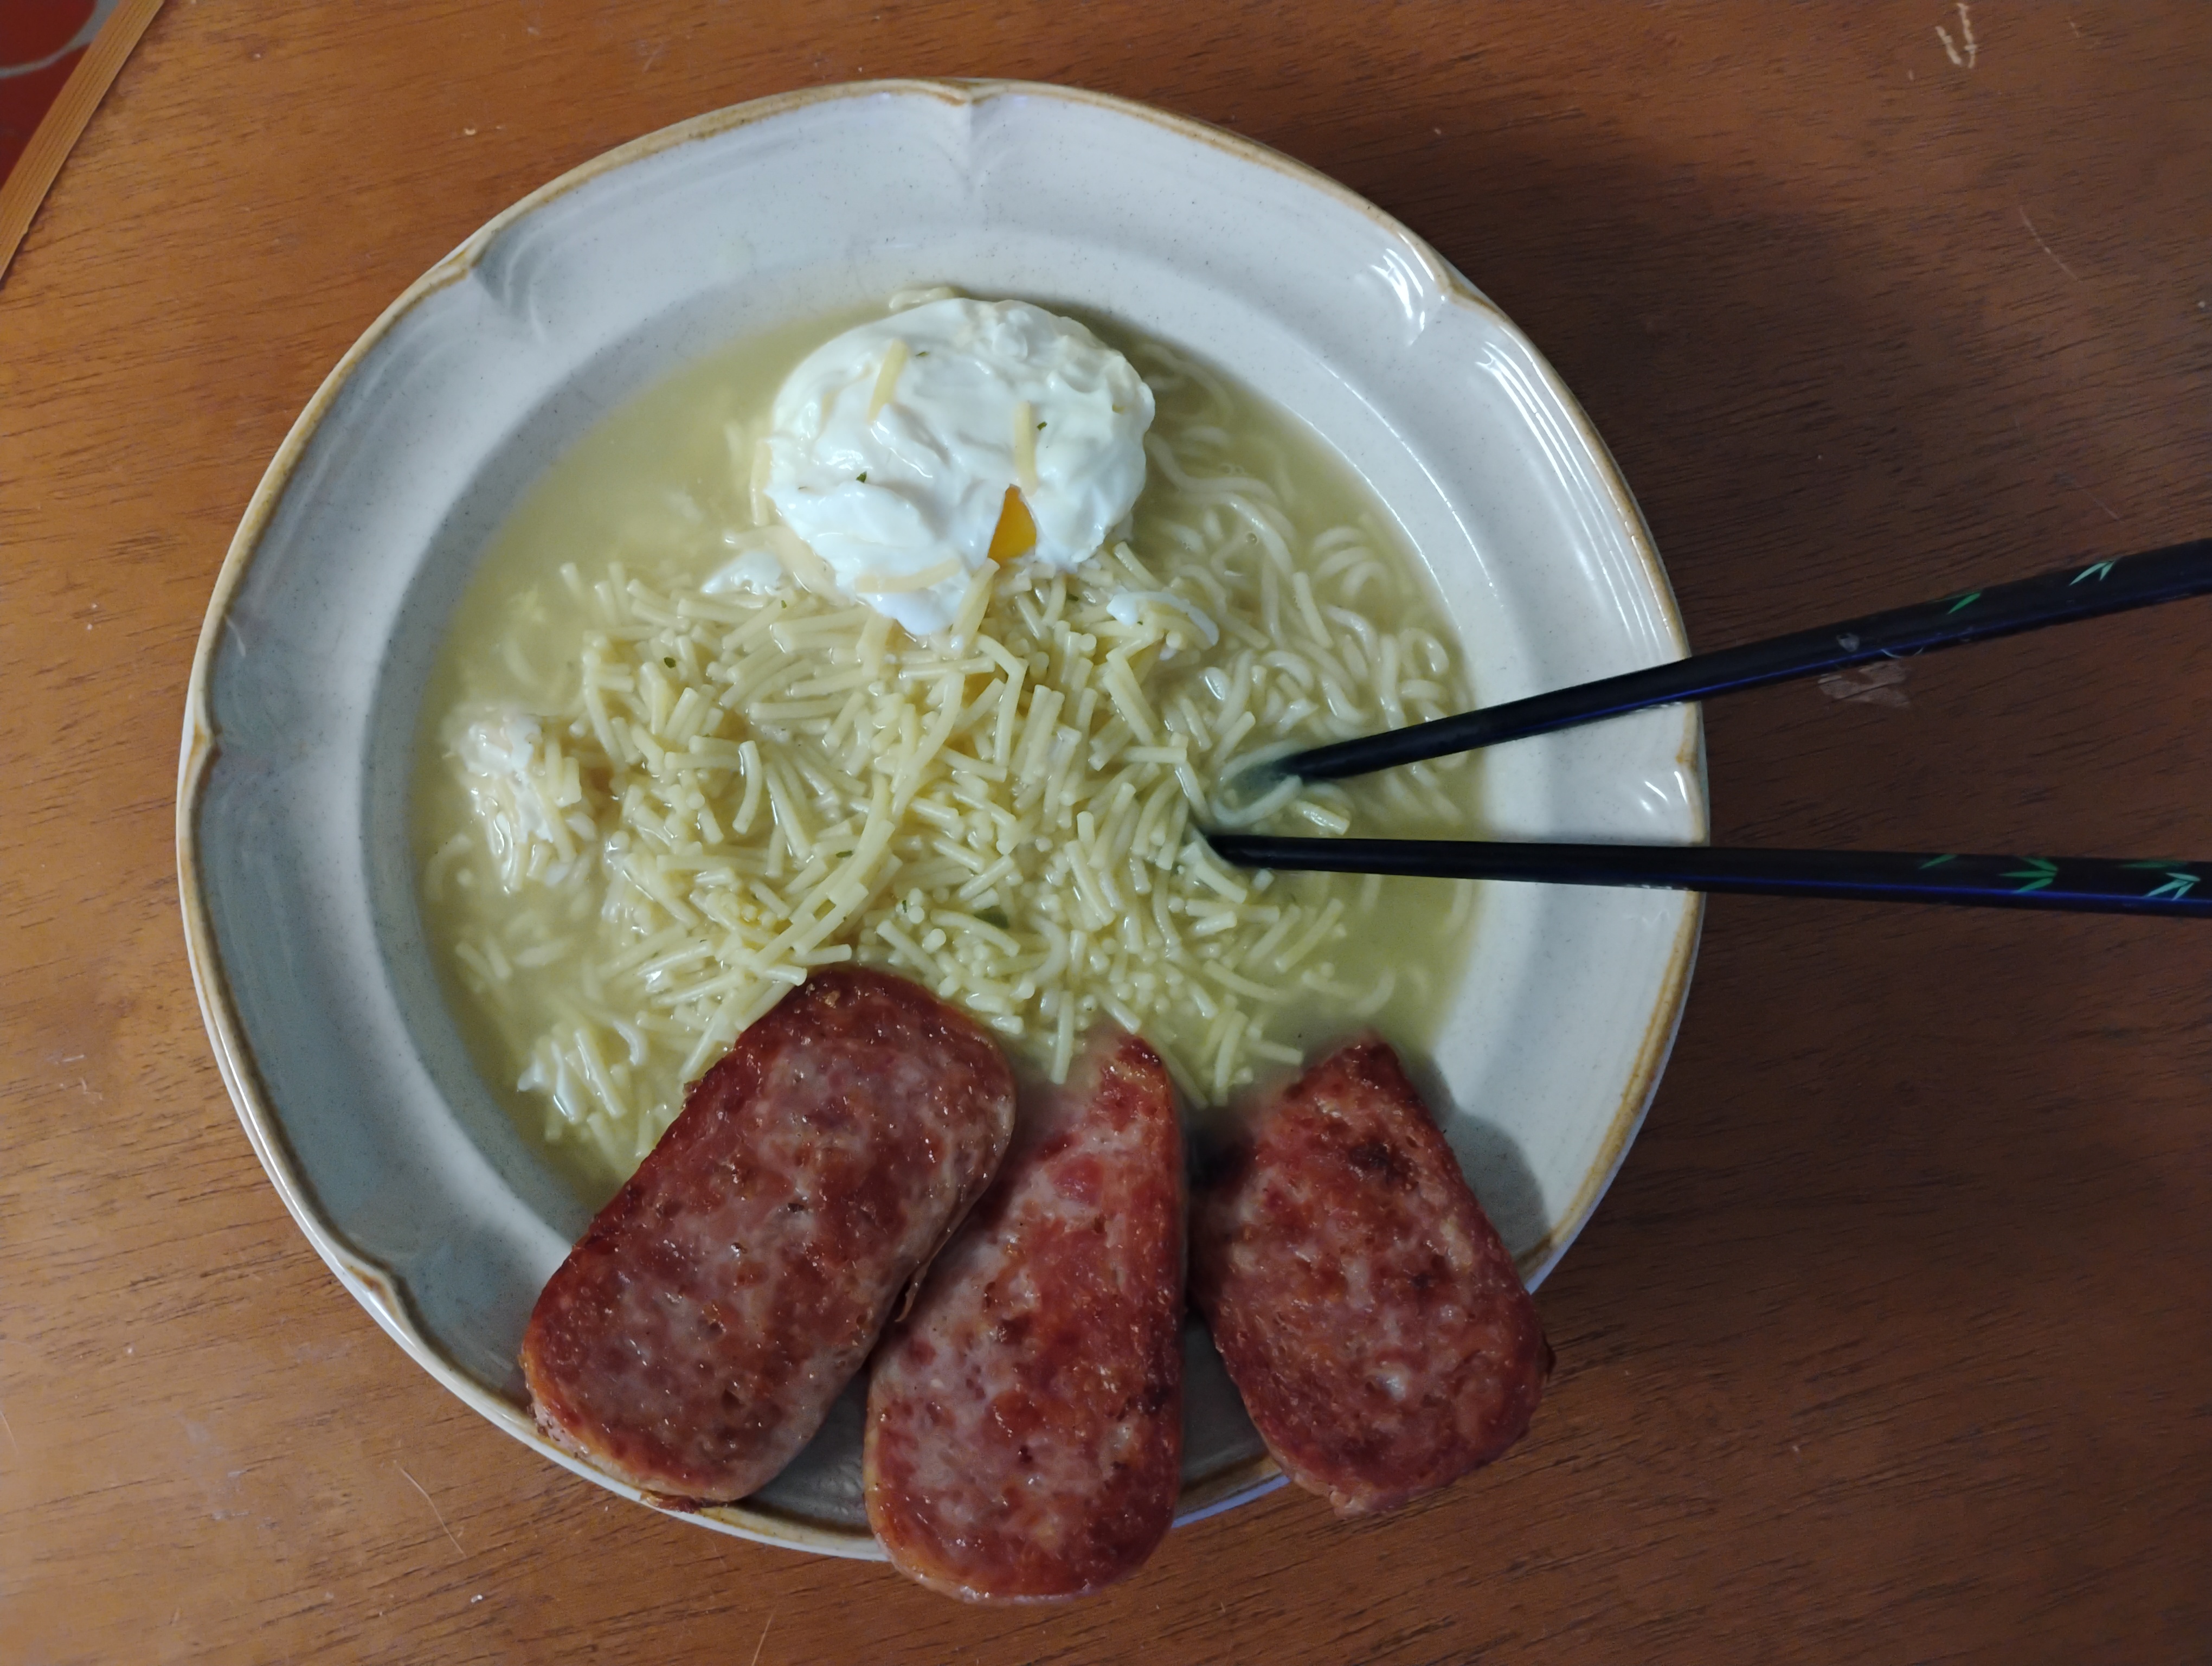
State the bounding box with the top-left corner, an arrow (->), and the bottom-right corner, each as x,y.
1272,99 -> 2071,633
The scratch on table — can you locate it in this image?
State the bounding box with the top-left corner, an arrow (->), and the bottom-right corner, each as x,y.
748,1607 -> 777,1666
1936,2 -> 1977,67
1818,662 -> 1911,708
0,1402 -> 18,1459
397,1463 -> 466,1558
2056,472 -> 2124,521
2018,207 -> 2080,281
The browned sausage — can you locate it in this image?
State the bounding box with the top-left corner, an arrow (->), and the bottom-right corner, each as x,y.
865,1028 -> 1184,1600
1191,1035 -> 1550,1517
520,966 -> 1015,1504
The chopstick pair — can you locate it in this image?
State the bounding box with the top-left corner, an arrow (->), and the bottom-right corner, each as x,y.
1201,539 -> 2212,918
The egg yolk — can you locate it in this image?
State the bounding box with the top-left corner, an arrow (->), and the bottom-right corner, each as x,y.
987,486 -> 1038,563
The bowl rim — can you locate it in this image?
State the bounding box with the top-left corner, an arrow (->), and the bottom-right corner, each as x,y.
176,75 -> 1705,1558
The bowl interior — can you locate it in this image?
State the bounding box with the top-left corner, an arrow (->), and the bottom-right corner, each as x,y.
182,80 -> 1702,1554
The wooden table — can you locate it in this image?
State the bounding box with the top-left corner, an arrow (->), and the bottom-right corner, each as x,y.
7,4 -> 2209,1661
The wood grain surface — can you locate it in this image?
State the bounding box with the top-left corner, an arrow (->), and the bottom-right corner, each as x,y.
5,3 -> 2210,1662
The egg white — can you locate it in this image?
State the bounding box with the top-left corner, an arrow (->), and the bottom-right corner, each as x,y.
755,298 -> 1155,635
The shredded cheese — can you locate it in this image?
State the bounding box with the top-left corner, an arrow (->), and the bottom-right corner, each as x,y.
866,337 -> 909,421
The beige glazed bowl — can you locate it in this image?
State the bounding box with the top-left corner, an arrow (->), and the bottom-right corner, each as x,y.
178,80 -> 1704,1556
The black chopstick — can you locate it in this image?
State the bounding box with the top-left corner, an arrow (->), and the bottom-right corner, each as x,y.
1202,834 -> 2212,918
1281,538 -> 2212,781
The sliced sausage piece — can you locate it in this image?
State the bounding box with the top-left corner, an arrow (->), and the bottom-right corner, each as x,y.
520,966 -> 1015,1504
1191,1035 -> 1551,1517
865,1028 -> 1184,1601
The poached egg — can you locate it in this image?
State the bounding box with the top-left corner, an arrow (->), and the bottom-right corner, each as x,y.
753,298 -> 1155,635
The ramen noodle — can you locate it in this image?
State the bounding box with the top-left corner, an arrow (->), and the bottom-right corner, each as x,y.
415,312 -> 1481,1189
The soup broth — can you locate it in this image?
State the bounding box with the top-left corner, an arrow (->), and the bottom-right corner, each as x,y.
415,307 -> 1483,1195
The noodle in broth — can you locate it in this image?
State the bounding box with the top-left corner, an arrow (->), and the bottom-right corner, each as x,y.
414,311 -> 1482,1194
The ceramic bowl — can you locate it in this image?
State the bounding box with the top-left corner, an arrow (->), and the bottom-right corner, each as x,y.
178,79 -> 1704,1557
